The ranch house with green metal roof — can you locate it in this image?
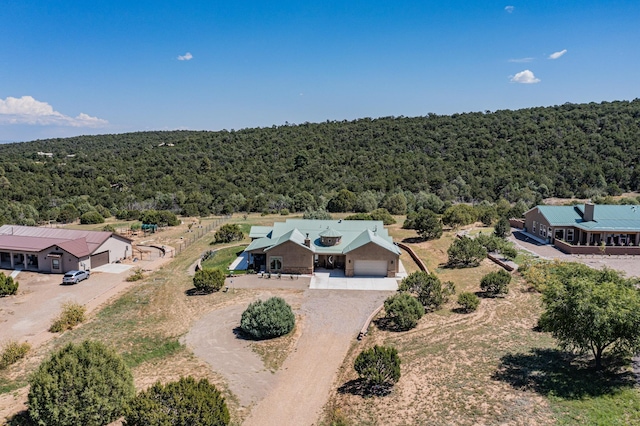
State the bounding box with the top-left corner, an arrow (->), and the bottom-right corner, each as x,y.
244,219 -> 401,277
523,203 -> 640,255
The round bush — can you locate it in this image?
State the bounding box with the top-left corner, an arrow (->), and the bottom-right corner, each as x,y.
480,269 -> 512,297
193,268 -> 226,293
457,292 -> 480,313
0,272 -> 18,296
383,293 -> 425,331
125,376 -> 230,426
240,297 -> 295,340
28,340 -> 134,426
354,345 -> 401,394
80,211 -> 105,224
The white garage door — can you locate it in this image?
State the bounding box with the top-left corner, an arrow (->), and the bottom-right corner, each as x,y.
353,260 -> 388,277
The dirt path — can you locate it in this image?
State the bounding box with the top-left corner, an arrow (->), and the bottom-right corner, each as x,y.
185,288 -> 392,425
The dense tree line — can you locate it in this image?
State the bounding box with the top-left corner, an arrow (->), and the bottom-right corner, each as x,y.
1,99 -> 640,224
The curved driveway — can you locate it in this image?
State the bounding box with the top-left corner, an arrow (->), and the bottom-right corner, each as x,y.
184,275 -> 393,425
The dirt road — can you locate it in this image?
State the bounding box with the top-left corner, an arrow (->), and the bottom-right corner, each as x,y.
185,284 -> 392,425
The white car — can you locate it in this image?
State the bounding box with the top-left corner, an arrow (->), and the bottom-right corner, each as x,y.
62,270 -> 90,284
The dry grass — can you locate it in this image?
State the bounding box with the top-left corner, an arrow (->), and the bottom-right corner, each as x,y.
249,322 -> 302,373
324,227 -> 558,425
1,215 -> 262,423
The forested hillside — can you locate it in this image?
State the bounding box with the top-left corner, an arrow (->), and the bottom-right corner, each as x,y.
1,99 -> 639,224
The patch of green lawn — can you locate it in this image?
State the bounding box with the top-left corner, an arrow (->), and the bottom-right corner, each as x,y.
201,244 -> 248,273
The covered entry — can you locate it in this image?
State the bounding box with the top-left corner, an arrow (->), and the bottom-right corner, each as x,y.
91,251 -> 109,268
353,260 -> 388,277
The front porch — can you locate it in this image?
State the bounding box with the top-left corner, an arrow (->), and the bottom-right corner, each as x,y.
554,238 -> 640,256
572,229 -> 640,247
0,251 -> 42,272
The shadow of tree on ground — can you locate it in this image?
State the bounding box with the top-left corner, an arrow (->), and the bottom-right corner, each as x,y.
372,317 -> 413,332
492,348 -> 635,400
401,237 -> 424,244
338,378 -> 394,397
7,411 -> 34,426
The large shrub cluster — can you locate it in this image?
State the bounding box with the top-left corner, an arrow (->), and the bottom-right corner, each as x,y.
125,376 -> 229,426
28,341 -> 135,426
480,270 -> 512,297
240,297 -> 295,340
0,340 -> 30,369
49,301 -> 86,333
214,224 -> 244,244
447,236 -> 487,267
398,271 -> 455,312
383,293 -> 425,331
354,345 -> 401,394
0,272 -> 18,296
79,210 -> 105,224
193,268 -> 226,293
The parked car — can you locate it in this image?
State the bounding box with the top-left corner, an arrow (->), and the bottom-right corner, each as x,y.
62,270 -> 90,284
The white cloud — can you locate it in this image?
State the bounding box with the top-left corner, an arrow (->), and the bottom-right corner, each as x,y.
510,70 -> 541,84
549,49 -> 567,59
508,57 -> 534,63
177,52 -> 193,61
0,96 -> 108,127
505,5 -> 515,13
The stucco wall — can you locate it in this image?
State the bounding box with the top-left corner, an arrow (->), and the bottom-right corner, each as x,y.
524,208 -> 551,239
266,241 -> 314,274
345,243 -> 399,277
94,235 -> 132,263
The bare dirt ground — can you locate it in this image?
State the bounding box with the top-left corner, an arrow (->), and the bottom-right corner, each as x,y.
185,273 -> 393,426
0,248 -> 169,348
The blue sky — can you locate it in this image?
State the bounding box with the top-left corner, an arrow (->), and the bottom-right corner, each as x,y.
1,1 -> 639,142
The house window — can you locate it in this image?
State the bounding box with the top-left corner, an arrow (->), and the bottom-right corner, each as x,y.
532,221 -> 537,234
269,256 -> 282,271
567,229 -> 574,242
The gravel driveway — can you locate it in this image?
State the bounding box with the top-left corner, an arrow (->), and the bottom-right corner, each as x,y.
0,252 -> 171,347
184,274 -> 393,425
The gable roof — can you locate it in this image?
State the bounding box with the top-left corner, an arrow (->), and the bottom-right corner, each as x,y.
531,204 -> 640,232
264,228 -> 314,252
0,225 -> 124,257
342,229 -> 400,254
245,219 -> 399,255
249,226 -> 272,239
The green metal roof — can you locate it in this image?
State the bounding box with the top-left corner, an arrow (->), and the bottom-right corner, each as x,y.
245,219 -> 399,255
248,226 -> 272,239
534,205 -> 582,226
319,227 -> 343,238
245,237 -> 276,251
342,229 -> 400,254
264,228 -> 313,252
535,204 -> 640,231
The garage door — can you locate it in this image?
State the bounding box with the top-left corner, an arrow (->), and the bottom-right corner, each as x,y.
91,251 -> 109,268
353,260 -> 388,277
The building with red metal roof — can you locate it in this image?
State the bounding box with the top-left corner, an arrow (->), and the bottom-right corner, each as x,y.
0,225 -> 132,273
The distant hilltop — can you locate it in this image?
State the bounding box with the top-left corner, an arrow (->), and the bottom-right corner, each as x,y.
0,99 -> 639,224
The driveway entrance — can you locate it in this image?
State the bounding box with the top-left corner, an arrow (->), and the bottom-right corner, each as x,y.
309,269 -> 399,290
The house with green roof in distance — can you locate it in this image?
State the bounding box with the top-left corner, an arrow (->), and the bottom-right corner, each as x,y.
523,203 -> 640,255
244,219 -> 401,277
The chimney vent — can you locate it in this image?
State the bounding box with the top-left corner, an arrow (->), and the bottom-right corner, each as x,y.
584,203 -> 595,222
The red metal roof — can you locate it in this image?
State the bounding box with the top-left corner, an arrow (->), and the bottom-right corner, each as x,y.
0,225 -> 113,257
